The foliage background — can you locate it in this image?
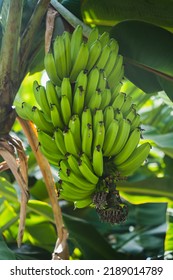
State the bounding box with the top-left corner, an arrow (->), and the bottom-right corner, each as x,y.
0,0 -> 173,260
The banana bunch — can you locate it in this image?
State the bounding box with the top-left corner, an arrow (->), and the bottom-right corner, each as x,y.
16,25 -> 151,223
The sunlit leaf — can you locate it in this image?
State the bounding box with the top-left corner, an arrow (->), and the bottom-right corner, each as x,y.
62,213 -> 126,259
118,176 -> 173,202
81,0 -> 173,30
143,132 -> 173,158
0,232 -> 16,260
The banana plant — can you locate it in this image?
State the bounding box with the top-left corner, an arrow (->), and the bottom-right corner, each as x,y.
0,0 -> 173,260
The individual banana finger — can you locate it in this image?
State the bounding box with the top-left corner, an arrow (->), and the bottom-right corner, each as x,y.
92,144 -> 103,177
86,39 -> 102,71
78,159 -> 99,185
103,119 -> 119,156
70,42 -> 89,82
46,80 -> 61,111
87,27 -> 99,48
69,114 -> 81,150
63,128 -> 80,156
60,95 -> 71,125
116,142 -> 151,176
82,123 -> 93,159
54,128 -> 67,155
61,77 -> 72,106
74,197 -> 93,208
50,103 -> 64,130
44,52 -> 61,86
113,128 -> 141,165
110,118 -> 131,156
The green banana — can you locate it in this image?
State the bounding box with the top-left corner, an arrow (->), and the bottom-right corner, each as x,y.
33,81 -> 50,119
60,95 -> 71,125
81,107 -> 92,136
96,44 -> 111,70
32,106 -> 54,134
103,119 -> 119,156
59,180 -> 94,201
107,55 -> 124,88
16,102 -> 34,121
50,104 -> 64,130
86,39 -> 102,71
110,82 -> 123,104
74,70 -> 88,93
80,152 -> 93,171
99,31 -> 110,47
87,27 -> 99,48
103,106 -> 114,131
82,123 -> 93,159
72,86 -> 85,116
44,52 -> 61,86
71,25 -> 83,65
104,48 -> 119,77
93,109 -> 104,134
114,108 -> 123,122
78,159 -> 99,185
87,89 -> 102,111
85,67 -> 100,104
63,128 -> 80,156
67,154 -> 81,176
100,88 -> 111,109
121,95 -> 133,115
113,128 -> 141,165
61,77 -> 72,106
131,113 -> 141,130
59,165 -> 95,191
69,114 -> 81,150
54,128 -> 67,155
37,130 -> 61,154
92,144 -> 103,177
62,31 -> 72,76
53,35 -> 67,79
70,42 -> 89,82
116,142 -> 151,176
112,65 -> 124,90
97,70 -> 107,92
74,197 -> 92,208
46,80 -> 61,111
112,92 -> 125,110
125,107 -> 136,123
93,121 -> 105,150
109,38 -> 119,52
110,118 -> 131,156
39,145 -> 63,166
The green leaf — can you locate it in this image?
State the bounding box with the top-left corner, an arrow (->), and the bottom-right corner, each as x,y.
110,20 -> 173,99
62,0 -> 82,20
0,232 -> 16,260
118,176 -> 173,203
143,132 -> 173,158
81,0 -> 173,30
63,213 -> 126,259
165,202 -> 173,252
0,177 -> 18,202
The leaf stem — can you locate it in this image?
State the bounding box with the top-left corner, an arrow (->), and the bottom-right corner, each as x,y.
17,117 -> 66,246
50,0 -> 91,37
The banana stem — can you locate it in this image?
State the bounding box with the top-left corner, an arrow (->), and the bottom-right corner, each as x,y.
0,0 -> 23,136
50,0 -> 91,38
17,117 -> 69,259
20,0 -> 50,74
0,0 -> 23,85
